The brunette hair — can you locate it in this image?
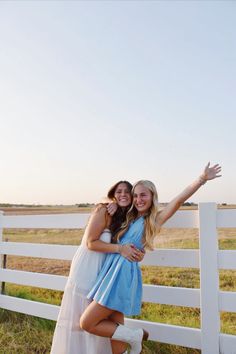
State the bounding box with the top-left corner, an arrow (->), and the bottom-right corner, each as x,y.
115,180 -> 160,250
107,181 -> 133,238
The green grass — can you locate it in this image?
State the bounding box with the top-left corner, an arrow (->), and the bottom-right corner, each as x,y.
0,309 -> 54,354
1,224 -> 236,353
0,307 -> 201,354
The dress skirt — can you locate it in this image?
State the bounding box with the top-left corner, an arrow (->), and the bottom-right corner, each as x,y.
50,230 -> 112,354
87,217 -> 144,316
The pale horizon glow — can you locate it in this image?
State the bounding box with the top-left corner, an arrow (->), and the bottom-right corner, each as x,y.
0,1 -> 235,205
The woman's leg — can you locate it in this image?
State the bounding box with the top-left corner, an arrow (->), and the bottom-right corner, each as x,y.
80,301 -> 148,354
80,303 -> 126,354
80,301 -> 117,336
109,311 -> 127,354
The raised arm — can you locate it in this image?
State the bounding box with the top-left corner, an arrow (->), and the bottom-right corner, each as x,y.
157,162 -> 222,227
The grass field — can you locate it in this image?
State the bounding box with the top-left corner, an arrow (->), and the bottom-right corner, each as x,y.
0,206 -> 236,353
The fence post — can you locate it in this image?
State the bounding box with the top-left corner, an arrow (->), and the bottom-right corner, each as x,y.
0,210 -> 4,294
1,238 -> 8,294
199,203 -> 220,354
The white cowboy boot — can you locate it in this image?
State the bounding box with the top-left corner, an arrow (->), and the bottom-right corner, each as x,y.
111,324 -> 148,354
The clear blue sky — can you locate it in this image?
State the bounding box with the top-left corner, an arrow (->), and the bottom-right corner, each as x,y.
0,0 -> 235,204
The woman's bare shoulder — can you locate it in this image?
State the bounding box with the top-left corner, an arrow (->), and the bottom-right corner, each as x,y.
93,203 -> 108,215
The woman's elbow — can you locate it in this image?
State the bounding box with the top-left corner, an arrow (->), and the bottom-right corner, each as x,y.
86,240 -> 98,250
86,240 -> 94,250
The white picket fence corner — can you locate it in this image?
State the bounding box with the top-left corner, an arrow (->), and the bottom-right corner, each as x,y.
0,203 -> 236,354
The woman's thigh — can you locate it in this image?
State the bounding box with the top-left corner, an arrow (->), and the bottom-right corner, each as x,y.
109,311 -> 124,325
80,301 -> 115,331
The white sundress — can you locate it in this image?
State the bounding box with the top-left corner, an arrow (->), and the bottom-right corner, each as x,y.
50,229 -> 112,354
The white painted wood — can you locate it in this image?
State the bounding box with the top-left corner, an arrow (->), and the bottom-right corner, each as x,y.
2,208 -> 235,230
217,209 -> 236,228
143,284 -> 200,307
0,294 -> 59,321
0,211 -> 3,243
220,333 -> 236,354
0,294 -> 201,349
1,206 -> 236,352
2,213 -> 90,229
125,318 -> 201,349
218,250 -> 236,270
0,242 -> 78,260
199,203 -> 220,354
163,210 -> 199,228
141,249 -> 199,268
2,210 -> 199,229
0,269 -> 67,291
219,291 -> 236,313
0,268 -> 201,307
2,293 -> 235,351
0,211 -> 3,293
1,242 -> 200,269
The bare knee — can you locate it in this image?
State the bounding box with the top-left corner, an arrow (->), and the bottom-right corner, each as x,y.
80,313 -> 94,333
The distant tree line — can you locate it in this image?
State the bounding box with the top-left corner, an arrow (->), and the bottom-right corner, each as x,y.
0,203 -> 95,208
182,202 -> 228,206
76,203 -> 95,207
0,202 -> 229,208
0,203 -> 45,207
182,202 -> 197,206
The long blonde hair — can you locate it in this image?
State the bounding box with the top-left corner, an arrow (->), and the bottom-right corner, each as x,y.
115,180 -> 160,250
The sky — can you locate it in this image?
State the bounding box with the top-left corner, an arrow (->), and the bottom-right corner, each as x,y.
0,0 -> 235,205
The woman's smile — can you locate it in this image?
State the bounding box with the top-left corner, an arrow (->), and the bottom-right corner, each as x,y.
133,185 -> 152,215
114,183 -> 132,207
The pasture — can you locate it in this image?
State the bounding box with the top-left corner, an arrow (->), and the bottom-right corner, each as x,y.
0,205 -> 236,353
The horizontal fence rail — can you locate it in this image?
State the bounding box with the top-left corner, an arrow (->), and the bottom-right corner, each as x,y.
1,208 -> 236,229
1,213 -> 90,229
0,205 -> 236,354
1,242 -> 236,269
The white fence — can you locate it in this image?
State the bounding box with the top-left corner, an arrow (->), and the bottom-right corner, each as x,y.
0,203 -> 236,354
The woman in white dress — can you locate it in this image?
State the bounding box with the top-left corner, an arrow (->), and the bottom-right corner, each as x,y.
50,181 -> 144,354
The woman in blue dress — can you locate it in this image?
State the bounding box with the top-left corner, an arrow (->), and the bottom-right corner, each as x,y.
80,163 -> 222,354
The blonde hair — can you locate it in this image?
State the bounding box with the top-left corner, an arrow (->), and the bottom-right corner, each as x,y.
115,180 -> 160,250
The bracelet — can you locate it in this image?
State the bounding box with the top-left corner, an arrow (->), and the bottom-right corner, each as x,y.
118,244 -> 123,254
199,175 -> 207,185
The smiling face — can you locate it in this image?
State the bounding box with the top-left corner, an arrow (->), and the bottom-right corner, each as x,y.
114,182 -> 132,208
133,184 -> 153,216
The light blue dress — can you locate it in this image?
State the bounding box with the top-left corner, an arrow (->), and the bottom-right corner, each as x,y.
87,217 -> 145,316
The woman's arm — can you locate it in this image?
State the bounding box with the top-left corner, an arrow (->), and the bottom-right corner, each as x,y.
157,162 -> 222,227
86,205 -> 118,252
86,205 -> 142,261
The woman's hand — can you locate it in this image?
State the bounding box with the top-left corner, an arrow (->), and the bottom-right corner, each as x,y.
107,202 -> 118,216
200,162 -> 222,183
119,244 -> 145,262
